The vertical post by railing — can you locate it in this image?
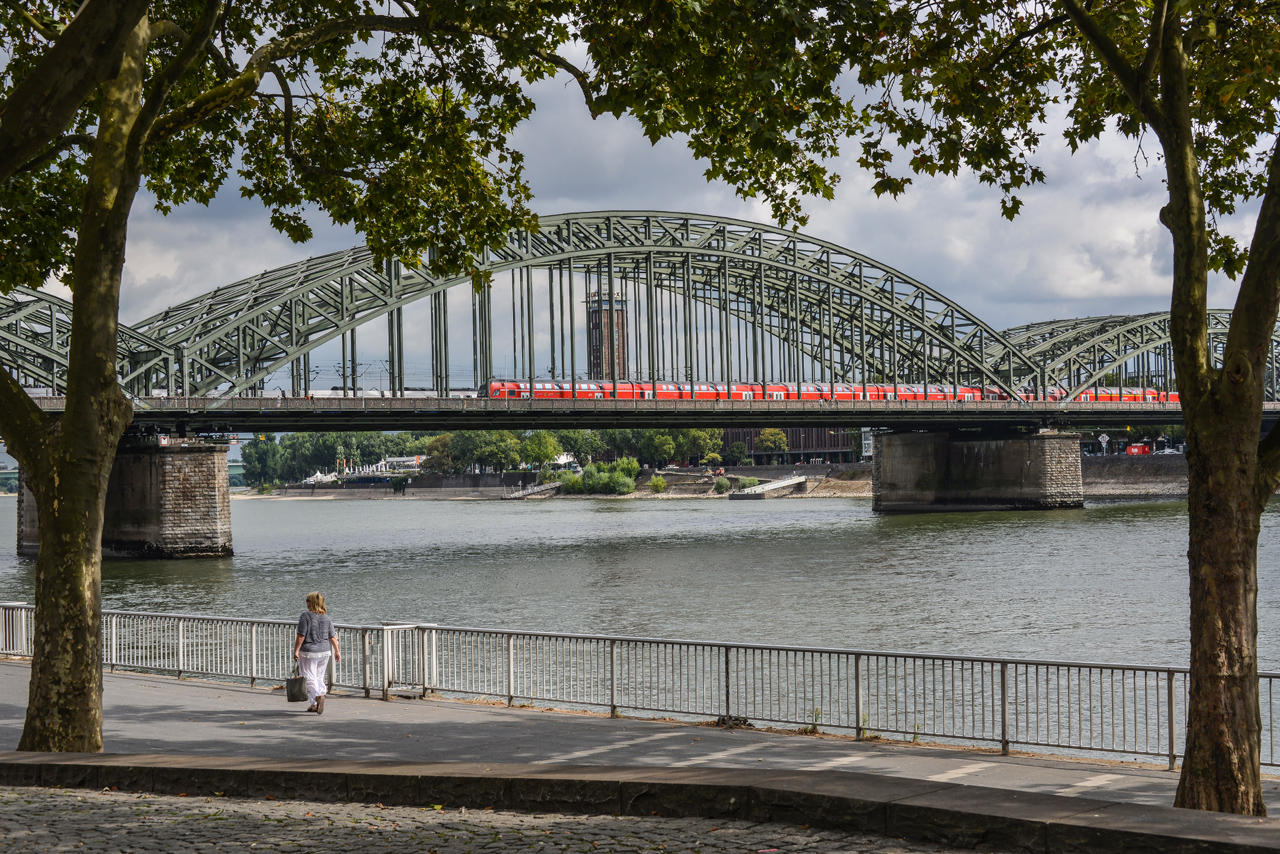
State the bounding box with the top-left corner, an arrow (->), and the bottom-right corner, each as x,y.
430,627 -> 439,694
109,613 -> 118,672
177,619 -> 185,678
249,624 -> 258,687
854,653 -> 863,740
418,626 -> 429,698
380,625 -> 393,700
723,646 -> 732,720
1000,661 -> 1010,755
506,634 -> 515,707
362,630 -> 373,698
1167,670 -> 1177,771
609,639 -> 618,718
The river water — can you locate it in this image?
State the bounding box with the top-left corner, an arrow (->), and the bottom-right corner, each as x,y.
1,495 -> 1277,670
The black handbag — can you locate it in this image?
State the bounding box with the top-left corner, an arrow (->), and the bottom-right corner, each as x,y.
286,665 -> 308,702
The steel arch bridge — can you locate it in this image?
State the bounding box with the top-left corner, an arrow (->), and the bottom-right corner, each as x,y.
2,210 -> 1278,405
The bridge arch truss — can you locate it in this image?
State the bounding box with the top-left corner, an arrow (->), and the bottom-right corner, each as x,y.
3,210 -> 1279,405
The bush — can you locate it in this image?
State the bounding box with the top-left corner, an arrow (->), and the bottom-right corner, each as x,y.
614,456 -> 641,479
558,473 -> 583,494
649,475 -> 667,493
702,452 -> 722,466
714,477 -> 731,494
736,476 -> 758,490
607,472 -> 636,494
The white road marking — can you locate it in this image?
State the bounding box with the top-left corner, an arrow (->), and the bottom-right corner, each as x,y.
926,762 -> 997,782
806,753 -> 871,770
537,730 -> 686,763
1056,773 -> 1123,796
668,742 -> 767,767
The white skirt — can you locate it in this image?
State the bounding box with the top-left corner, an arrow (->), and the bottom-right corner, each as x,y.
297,651 -> 330,702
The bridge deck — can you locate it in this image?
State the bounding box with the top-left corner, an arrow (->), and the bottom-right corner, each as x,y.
30,395 -> 1258,432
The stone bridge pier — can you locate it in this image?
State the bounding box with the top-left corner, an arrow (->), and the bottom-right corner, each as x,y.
17,436 -> 232,558
872,430 -> 1084,513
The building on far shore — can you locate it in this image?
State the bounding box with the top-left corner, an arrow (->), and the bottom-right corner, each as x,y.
722,427 -> 860,465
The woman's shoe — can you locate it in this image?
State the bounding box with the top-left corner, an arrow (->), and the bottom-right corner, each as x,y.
316,695 -> 325,715
306,704 -> 317,713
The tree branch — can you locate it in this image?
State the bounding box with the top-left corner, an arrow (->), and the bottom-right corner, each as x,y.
1136,0 -> 1168,85
1,0 -> 58,41
1058,0 -> 1168,134
133,0 -> 224,155
0,0 -> 151,182
530,50 -> 599,116
985,13 -> 1069,73
0,366 -> 52,475
1240,146 -> 1280,506
151,14 -> 590,143
16,132 -> 94,174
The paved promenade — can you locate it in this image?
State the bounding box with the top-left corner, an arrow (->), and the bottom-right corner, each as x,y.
2,660 -> 1278,852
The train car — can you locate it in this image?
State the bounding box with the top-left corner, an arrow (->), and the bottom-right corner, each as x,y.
484,379 -> 1177,403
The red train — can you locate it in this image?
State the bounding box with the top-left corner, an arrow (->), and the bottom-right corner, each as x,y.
485,380 -> 1180,403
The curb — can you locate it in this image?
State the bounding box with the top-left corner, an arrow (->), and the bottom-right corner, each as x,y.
2,752 -> 1278,853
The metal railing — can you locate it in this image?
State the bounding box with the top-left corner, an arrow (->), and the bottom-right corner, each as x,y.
1,603 -> 1275,769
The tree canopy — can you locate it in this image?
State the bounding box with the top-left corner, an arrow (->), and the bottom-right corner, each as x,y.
827,0 -> 1280,816
0,0 -> 853,756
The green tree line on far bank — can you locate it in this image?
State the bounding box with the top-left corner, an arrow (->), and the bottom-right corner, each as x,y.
240,427 -> 782,487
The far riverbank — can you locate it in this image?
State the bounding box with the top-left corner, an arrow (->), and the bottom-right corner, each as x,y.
241,456 -> 1190,502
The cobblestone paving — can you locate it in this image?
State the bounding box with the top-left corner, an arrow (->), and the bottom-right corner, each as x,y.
0,785 -> 1004,853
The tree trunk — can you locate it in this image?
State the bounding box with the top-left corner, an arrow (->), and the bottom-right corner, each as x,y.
16,17 -> 143,753
1175,412 -> 1266,814
17,430 -> 117,752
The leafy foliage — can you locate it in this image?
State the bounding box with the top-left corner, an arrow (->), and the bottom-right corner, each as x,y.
0,0 -> 854,295
756,428 -> 789,454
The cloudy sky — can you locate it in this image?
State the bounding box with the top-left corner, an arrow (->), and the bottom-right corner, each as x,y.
115,73 -> 1253,334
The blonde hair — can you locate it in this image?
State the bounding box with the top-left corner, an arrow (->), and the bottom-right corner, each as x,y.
306,592 -> 326,614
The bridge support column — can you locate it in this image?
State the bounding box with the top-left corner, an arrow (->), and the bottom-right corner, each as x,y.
872,430 -> 1083,513
17,437 -> 232,558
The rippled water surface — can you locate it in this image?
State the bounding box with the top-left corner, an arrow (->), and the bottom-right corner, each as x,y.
2,495 -> 1277,669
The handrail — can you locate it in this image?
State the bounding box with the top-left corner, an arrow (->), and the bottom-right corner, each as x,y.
1,603 -> 1275,769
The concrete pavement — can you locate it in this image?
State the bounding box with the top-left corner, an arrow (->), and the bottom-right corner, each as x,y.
2,660 -> 1278,852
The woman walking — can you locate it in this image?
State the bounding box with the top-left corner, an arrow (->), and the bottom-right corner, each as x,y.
293,592 -> 341,714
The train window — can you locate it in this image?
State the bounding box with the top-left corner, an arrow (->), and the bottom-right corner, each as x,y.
642,390 -> 654,399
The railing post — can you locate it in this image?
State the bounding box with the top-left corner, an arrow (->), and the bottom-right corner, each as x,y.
109,613 -> 117,672
177,619 -> 185,678
723,646 -> 732,719
418,626 -> 429,698
249,624 -> 258,687
362,629 -> 373,698
1167,670 -> 1177,771
506,634 -> 515,707
854,653 -> 863,740
1000,661 -> 1010,755
609,639 -> 618,718
381,625 -> 393,700
430,627 -> 438,694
